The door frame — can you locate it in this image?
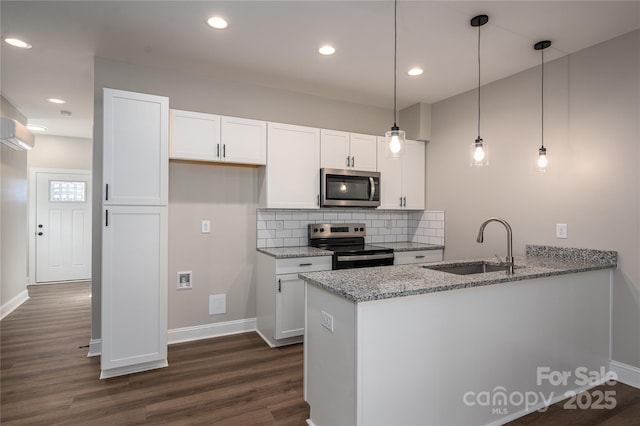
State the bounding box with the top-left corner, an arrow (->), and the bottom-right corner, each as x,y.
28,168 -> 92,284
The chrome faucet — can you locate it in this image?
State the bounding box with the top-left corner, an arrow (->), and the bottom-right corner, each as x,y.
476,217 -> 514,275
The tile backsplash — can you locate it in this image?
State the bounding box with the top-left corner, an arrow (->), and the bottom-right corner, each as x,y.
256,209 -> 444,248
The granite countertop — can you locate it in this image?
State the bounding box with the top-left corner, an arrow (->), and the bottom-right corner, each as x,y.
299,245 -> 617,303
257,246 -> 333,259
375,242 -> 444,252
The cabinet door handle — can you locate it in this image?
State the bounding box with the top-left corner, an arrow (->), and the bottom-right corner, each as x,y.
105,209 -> 109,227
346,156 -> 350,168
403,197 -> 407,207
400,197 -> 403,207
105,184 -> 109,201
223,144 -> 226,158
351,156 -> 355,168
217,144 -> 220,158
317,194 -> 320,206
415,255 -> 425,259
278,278 -> 282,293
299,263 -> 312,267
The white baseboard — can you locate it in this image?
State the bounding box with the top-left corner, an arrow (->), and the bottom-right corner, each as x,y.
87,339 -> 102,357
100,359 -> 168,379
0,289 -> 29,320
167,317 -> 256,344
610,360 -> 640,389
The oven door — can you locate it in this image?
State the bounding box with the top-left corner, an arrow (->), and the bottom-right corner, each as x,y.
321,168 -> 380,207
334,252 -> 394,269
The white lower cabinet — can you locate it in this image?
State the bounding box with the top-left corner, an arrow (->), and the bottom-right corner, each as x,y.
394,249 -> 443,265
101,206 -> 168,378
257,252 -> 332,347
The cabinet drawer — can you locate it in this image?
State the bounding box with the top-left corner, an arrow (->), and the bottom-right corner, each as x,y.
394,249 -> 443,265
276,256 -> 332,274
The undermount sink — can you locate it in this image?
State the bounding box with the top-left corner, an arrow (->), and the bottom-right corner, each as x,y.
423,261 -> 517,275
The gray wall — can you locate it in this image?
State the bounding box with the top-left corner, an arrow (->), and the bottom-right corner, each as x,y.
427,30 -> 640,368
92,57 -> 391,339
0,96 -> 29,308
28,134 -> 92,171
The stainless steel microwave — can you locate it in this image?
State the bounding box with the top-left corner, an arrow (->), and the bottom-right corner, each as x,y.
320,168 -> 380,208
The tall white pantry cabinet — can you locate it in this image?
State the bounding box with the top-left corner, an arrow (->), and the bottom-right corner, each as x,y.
100,88 -> 169,379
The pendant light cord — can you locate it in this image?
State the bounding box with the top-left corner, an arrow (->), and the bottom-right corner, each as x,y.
393,0 -> 398,127
541,47 -> 545,150
477,23 -> 481,139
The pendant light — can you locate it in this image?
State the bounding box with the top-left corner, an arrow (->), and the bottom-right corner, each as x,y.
470,15 -> 489,167
385,0 -> 405,159
534,40 -> 551,172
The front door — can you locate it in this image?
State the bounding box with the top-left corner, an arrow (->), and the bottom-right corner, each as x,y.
35,171 -> 92,282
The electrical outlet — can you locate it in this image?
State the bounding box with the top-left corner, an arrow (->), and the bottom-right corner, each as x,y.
201,220 -> 211,234
385,219 -> 393,230
321,311 -> 334,332
556,223 -> 568,239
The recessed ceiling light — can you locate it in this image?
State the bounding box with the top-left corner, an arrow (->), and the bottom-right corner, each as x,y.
27,124 -> 46,132
408,68 -> 424,76
48,98 -> 66,104
207,16 -> 228,29
4,37 -> 32,49
318,45 -> 336,56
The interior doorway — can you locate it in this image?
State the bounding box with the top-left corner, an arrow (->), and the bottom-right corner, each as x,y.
30,169 -> 92,283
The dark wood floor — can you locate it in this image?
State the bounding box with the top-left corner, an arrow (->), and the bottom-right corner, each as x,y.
2,282 -> 639,425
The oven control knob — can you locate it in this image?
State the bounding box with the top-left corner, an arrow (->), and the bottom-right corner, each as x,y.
313,228 -> 318,232
320,228 -> 324,232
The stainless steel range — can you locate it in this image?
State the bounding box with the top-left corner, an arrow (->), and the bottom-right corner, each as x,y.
308,223 -> 394,270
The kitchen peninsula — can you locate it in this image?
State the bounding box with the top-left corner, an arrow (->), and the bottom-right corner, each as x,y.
300,245 -> 617,426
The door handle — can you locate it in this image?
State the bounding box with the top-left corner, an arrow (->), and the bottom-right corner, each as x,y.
369,177 -> 375,201
346,156 -> 350,168
278,278 -> 282,293
37,232 -> 43,236
105,183 -> 109,201
351,156 -> 355,168
223,144 -> 226,158
38,224 -> 43,228
217,144 -> 220,158
403,197 -> 407,207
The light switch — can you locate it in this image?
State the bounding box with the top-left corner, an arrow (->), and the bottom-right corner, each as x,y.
201,220 -> 211,234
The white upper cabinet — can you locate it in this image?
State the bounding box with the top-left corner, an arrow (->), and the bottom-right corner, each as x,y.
261,122 -> 320,209
348,133 -> 377,171
321,129 -> 377,172
169,109 -> 266,165
320,129 -> 350,169
221,116 -> 267,165
377,137 -> 425,210
103,88 -> 168,206
169,110 -> 220,161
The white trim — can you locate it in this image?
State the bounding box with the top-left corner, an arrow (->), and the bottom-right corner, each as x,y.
87,339 -> 101,357
167,318 -> 256,345
486,379 -> 609,426
28,168 -> 92,284
0,289 -> 29,320
609,360 -> 640,389
100,359 -> 168,379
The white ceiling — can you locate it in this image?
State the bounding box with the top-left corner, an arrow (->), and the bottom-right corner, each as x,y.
1,1 -> 639,139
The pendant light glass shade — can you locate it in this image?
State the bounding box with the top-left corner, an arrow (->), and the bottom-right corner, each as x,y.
470,137 -> 489,167
386,126 -> 405,159
470,15 -> 489,167
535,40 -> 551,172
386,0 -> 404,159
